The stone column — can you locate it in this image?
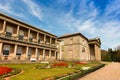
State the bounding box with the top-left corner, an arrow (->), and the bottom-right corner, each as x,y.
2,20 -> 6,33
55,51 -> 57,60
44,35 -> 46,44
35,48 -> 38,59
16,25 -> 20,35
15,25 -> 20,39
50,37 -> 52,45
37,33 -> 39,43
0,43 -> 3,55
26,46 -> 29,60
49,50 -> 51,59
14,44 -> 17,58
43,49 -> 45,60
55,39 -> 57,45
28,29 -> 30,42
94,45 -> 101,61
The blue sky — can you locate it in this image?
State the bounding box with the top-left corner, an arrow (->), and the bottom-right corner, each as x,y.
0,0 -> 120,50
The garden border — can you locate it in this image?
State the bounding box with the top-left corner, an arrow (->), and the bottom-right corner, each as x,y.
55,64 -> 105,80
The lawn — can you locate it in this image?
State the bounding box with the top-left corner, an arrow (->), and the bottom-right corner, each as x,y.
0,62 -> 101,80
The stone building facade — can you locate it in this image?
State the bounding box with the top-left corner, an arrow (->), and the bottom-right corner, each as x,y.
0,13 -> 101,62
57,33 -> 101,61
0,13 -> 57,62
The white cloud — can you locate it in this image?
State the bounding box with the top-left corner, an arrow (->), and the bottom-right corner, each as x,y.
54,0 -> 120,49
0,0 -> 25,18
0,0 -> 120,49
22,0 -> 42,20
76,20 -> 96,34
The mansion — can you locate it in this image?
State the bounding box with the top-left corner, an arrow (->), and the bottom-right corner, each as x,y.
0,13 -> 101,62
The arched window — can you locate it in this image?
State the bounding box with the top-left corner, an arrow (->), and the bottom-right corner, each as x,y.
82,47 -> 85,52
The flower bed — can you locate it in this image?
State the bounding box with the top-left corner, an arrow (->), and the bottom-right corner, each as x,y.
52,62 -> 68,67
0,66 -> 21,79
75,62 -> 87,65
0,66 -> 12,76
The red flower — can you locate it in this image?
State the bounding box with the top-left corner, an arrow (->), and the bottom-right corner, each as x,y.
0,66 -> 12,76
75,62 -> 86,65
53,62 -> 68,67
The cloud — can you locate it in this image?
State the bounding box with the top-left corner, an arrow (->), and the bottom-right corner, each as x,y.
52,0 -> 120,49
0,0 -> 25,18
104,0 -> 120,18
22,0 -> 42,20
0,0 -> 120,49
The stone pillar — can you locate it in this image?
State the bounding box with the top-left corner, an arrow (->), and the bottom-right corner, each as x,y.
2,20 -> 6,33
26,46 -> 29,59
49,50 -> 51,59
0,43 -> 3,55
35,48 -> 38,59
94,45 -> 101,61
28,29 -> 30,42
14,44 -> 17,58
50,37 -> 52,45
55,51 -> 57,60
55,39 -> 57,45
43,49 -> 45,60
16,25 -> 20,36
44,35 -> 46,44
37,33 -> 39,43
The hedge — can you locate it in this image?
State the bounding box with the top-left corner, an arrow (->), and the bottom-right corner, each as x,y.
55,64 -> 105,80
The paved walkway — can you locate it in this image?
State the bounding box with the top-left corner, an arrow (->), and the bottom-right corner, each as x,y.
78,62 -> 120,80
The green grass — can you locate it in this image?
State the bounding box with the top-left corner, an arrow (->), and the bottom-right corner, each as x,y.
0,62 -> 102,80
0,63 -> 76,80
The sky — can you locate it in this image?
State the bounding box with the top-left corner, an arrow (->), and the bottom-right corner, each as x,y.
0,0 -> 120,50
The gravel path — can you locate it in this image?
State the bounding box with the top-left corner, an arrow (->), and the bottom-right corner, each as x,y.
78,62 -> 120,80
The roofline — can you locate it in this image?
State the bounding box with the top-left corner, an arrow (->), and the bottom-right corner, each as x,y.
88,38 -> 101,45
58,33 -> 88,40
0,12 -> 57,37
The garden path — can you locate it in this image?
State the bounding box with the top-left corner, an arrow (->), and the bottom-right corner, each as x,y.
78,62 -> 120,80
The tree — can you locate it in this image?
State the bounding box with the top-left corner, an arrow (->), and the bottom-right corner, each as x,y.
114,45 -> 120,62
101,50 -> 107,61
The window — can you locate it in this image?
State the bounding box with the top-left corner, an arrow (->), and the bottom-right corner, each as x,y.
29,38 -> 33,42
6,25 -> 13,33
6,25 -> 13,38
82,47 -> 85,52
3,45 -> 10,55
5,32 -> 12,38
19,30 -> 24,36
28,48 -> 32,56
19,30 -> 24,40
16,47 -> 22,56
19,35 -> 23,41
3,50 -> 9,55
